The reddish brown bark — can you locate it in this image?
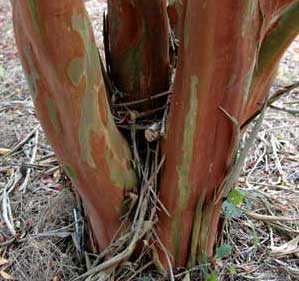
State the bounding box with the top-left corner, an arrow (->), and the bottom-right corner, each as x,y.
158,0 -> 299,268
13,0 -> 136,251
167,1 -> 183,36
13,0 -> 299,272
242,2 -> 299,125
158,0 -> 263,267
258,0 -> 296,40
107,0 -> 170,107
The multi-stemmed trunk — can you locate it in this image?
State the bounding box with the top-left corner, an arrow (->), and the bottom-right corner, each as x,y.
12,0 -> 299,272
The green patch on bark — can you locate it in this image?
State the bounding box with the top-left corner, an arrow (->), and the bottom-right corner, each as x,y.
105,150 -> 136,189
67,58 -> 85,86
71,10 -> 136,190
177,75 -> 199,210
119,37 -> 146,94
172,75 -> 200,261
28,0 -> 41,34
64,165 -> 76,180
71,10 -> 105,167
46,97 -> 60,132
198,203 -> 214,261
188,193 -> 205,267
23,46 -> 39,100
255,2 -> 299,77
228,73 -> 237,88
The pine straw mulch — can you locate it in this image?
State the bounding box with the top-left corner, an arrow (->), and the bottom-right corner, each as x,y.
0,1 -> 299,280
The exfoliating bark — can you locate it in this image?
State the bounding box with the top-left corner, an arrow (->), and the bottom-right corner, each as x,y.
158,0 -> 299,267
13,0 -> 137,251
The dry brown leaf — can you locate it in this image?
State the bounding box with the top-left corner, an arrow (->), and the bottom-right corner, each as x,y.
0,271 -> 15,280
0,257 -> 9,266
0,148 -> 11,156
53,170 -> 61,182
271,236 -> 299,257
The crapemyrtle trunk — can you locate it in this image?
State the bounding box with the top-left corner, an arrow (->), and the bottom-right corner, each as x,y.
106,0 -> 170,108
158,0 -> 299,268
158,0 -> 260,266
13,0 -> 299,272
242,2 -> 299,124
12,0 -> 137,251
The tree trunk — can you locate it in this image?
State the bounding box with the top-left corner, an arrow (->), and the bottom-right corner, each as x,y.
242,2 -> 299,124
12,0 -> 299,273
158,0 -> 299,268
107,0 -> 170,109
13,0 -> 137,251
158,0 -> 260,267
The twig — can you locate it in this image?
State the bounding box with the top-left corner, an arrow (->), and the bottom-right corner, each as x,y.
270,104 -> 299,115
215,96 -> 268,202
246,181 -> 299,195
20,129 -> 39,192
3,125 -> 39,158
72,212 -> 152,280
2,181 -> 16,236
245,211 -> 299,222
241,81 -> 299,129
0,237 -> 16,247
112,89 -> 172,108
270,134 -> 284,178
245,142 -> 267,188
126,261 -> 153,281
160,95 -> 171,136
152,230 -> 175,281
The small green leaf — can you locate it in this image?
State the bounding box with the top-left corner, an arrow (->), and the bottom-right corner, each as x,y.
207,271 -> 219,281
227,189 -> 244,206
228,264 -> 237,275
223,201 -> 242,219
216,244 -> 232,259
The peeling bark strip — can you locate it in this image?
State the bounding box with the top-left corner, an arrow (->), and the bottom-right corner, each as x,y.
158,0 -> 266,267
13,0 -> 136,251
107,0 -> 170,107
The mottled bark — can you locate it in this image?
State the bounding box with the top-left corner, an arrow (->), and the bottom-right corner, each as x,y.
257,0 -> 297,40
242,2 -> 299,125
13,0 -> 299,272
107,0 -> 170,108
13,0 -> 137,251
158,0 -> 299,268
158,0 -> 262,266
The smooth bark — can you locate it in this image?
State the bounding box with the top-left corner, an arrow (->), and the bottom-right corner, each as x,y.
242,2 -> 299,124
107,0 -> 169,108
13,0 -> 137,251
